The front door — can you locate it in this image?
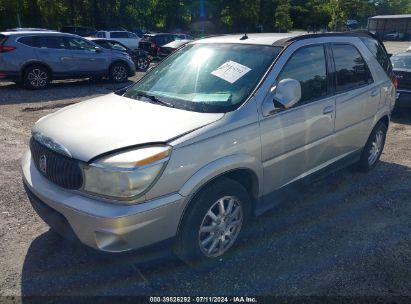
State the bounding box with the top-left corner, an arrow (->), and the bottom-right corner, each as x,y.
259,44 -> 336,199
66,37 -> 108,74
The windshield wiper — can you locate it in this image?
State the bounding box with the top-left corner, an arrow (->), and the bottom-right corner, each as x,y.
133,91 -> 174,108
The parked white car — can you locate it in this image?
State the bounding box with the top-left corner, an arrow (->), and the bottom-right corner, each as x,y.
95,31 -> 140,50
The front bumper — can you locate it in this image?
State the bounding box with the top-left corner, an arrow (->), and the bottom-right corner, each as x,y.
21,151 -> 185,252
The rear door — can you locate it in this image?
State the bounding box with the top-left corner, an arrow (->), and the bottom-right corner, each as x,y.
331,43 -> 380,156
34,35 -> 73,74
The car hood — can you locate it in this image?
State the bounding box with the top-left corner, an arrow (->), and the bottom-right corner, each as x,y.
32,93 -> 224,162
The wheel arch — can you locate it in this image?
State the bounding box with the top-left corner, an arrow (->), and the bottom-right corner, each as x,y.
176,155 -> 263,238
21,61 -> 53,81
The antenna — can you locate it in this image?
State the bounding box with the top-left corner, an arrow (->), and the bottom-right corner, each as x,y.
240,33 -> 248,40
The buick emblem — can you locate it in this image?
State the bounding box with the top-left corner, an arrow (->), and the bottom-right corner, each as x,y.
39,155 -> 47,174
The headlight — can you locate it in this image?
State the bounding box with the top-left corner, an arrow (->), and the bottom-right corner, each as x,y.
82,145 -> 171,201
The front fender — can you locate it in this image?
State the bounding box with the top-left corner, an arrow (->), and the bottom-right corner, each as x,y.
178,154 -> 263,199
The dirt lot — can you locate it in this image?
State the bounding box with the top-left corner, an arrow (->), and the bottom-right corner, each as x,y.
0,42 -> 410,298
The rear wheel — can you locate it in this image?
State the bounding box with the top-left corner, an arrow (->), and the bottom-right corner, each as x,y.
175,178 -> 251,267
358,121 -> 387,171
109,62 -> 128,83
23,65 -> 50,89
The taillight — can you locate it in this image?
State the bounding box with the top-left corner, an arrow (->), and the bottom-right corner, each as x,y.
390,73 -> 398,89
150,42 -> 156,48
0,45 -> 16,53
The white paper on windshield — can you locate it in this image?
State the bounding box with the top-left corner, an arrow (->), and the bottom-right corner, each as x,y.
211,61 -> 251,84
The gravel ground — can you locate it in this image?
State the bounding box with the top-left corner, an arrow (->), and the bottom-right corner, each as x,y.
0,42 -> 410,298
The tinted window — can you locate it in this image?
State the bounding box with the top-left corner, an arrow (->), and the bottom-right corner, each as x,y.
96,32 -> 105,38
0,35 -> 6,45
360,37 -> 391,74
38,36 -> 67,49
278,45 -> 328,104
127,32 -> 138,39
67,37 -> 96,51
391,55 -> 411,69
110,32 -> 128,38
107,41 -> 127,51
332,44 -> 373,92
94,40 -> 110,49
18,36 -> 38,47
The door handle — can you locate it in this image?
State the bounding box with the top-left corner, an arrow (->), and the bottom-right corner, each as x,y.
370,90 -> 379,97
323,106 -> 334,115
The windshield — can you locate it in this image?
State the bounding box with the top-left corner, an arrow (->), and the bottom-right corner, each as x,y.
124,43 -> 282,113
391,55 -> 411,70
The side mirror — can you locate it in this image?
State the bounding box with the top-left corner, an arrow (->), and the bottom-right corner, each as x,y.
272,78 -> 301,109
388,53 -> 392,58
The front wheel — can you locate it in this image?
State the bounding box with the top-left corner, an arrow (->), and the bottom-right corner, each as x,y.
109,62 -> 128,83
136,57 -> 149,70
358,122 -> 387,171
175,178 -> 251,267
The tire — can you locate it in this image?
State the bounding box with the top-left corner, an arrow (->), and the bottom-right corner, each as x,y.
175,177 -> 252,268
23,65 -> 51,90
358,121 -> 387,172
136,57 -> 149,71
109,62 -> 128,83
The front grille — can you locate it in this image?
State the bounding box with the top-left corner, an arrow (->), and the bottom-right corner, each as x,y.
30,137 -> 83,190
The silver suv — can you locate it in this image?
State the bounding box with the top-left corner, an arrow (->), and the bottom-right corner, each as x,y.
0,31 -> 136,89
21,32 -> 395,265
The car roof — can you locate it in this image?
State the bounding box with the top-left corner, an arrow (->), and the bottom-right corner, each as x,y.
0,31 -> 67,36
194,31 -> 378,46
194,33 -> 299,46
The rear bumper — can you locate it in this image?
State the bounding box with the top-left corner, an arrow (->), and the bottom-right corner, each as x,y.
396,90 -> 411,108
21,150 -> 185,252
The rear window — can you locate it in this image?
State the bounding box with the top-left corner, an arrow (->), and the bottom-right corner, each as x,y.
391,55 -> 411,70
360,37 -> 392,74
18,36 -> 38,47
332,44 -> 373,92
110,32 -> 128,38
38,35 -> 67,49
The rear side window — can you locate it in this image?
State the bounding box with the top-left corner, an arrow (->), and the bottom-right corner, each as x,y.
332,44 -> 373,92
96,32 -> 105,38
18,36 -> 38,47
38,36 -> 67,49
110,32 -> 128,38
0,35 -> 7,45
360,37 -> 391,74
278,45 -> 328,104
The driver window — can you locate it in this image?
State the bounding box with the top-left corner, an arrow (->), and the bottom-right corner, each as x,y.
278,45 -> 328,105
67,37 -> 96,52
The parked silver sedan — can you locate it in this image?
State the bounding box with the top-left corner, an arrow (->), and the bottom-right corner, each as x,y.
21,32 -> 395,266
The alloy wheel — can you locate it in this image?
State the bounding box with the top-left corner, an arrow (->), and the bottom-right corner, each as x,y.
368,130 -> 384,165
198,196 -> 243,258
27,68 -> 48,88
